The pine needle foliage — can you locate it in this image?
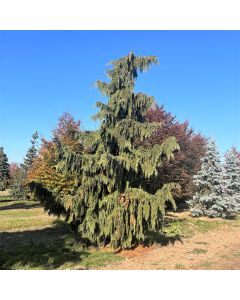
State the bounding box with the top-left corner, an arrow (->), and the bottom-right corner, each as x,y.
143,105 -> 207,204
10,132 -> 39,199
10,164 -> 28,199
223,148 -> 240,212
188,140 -> 239,218
29,53 -> 179,249
0,147 -> 10,191
22,131 -> 39,172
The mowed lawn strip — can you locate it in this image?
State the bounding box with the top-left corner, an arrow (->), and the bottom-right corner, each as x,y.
0,195 -> 123,270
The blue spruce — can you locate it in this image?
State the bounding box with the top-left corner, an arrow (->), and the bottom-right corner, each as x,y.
188,139 -> 238,218
223,148 -> 240,213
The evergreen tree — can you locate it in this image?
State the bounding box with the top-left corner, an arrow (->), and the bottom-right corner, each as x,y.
142,104 -> 206,204
188,140 -> 239,218
10,164 -> 28,199
0,147 -> 10,191
223,148 -> 240,211
30,52 -> 180,249
10,132 -> 39,199
22,131 -> 39,172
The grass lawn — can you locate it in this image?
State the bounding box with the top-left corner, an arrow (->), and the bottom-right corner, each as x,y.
0,195 -> 123,270
1,193 -> 239,270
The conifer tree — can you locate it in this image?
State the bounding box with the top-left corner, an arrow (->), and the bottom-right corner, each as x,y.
0,147 -> 10,191
22,131 -> 39,172
10,163 -> 28,199
142,104 -> 206,204
10,132 -> 39,199
30,52 -> 180,249
223,148 -> 240,211
188,140 -> 239,218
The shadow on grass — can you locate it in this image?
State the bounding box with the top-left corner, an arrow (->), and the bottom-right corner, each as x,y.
0,202 -> 42,211
0,222 -> 90,270
145,231 -> 183,247
115,228 -> 183,253
137,216 -> 189,249
0,221 -> 71,248
0,198 -> 17,204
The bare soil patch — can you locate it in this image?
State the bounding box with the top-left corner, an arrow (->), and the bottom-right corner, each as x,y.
100,212 -> 240,270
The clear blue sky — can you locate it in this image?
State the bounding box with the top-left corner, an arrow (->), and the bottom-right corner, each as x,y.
0,31 -> 240,163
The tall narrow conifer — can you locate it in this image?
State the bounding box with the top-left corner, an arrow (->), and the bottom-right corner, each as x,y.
30,53 -> 180,248
0,147 -> 10,191
22,131 -> 39,172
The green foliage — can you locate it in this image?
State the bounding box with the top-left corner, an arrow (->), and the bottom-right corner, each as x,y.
29,53 -> 179,249
163,216 -> 223,238
22,131 -> 39,172
9,132 -> 39,199
144,105 -> 207,203
10,165 -> 28,200
0,147 -> 10,191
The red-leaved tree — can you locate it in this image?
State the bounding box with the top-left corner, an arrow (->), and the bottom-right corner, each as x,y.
142,105 -> 207,205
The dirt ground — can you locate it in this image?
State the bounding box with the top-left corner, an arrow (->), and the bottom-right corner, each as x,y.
100,213 -> 240,270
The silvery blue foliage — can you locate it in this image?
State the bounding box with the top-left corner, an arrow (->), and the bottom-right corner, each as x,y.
223,148 -> 240,212
187,140 -> 240,218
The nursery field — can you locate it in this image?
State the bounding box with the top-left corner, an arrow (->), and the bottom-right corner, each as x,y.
0,192 -> 240,270
0,194 -> 123,270
2,52 -> 240,268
